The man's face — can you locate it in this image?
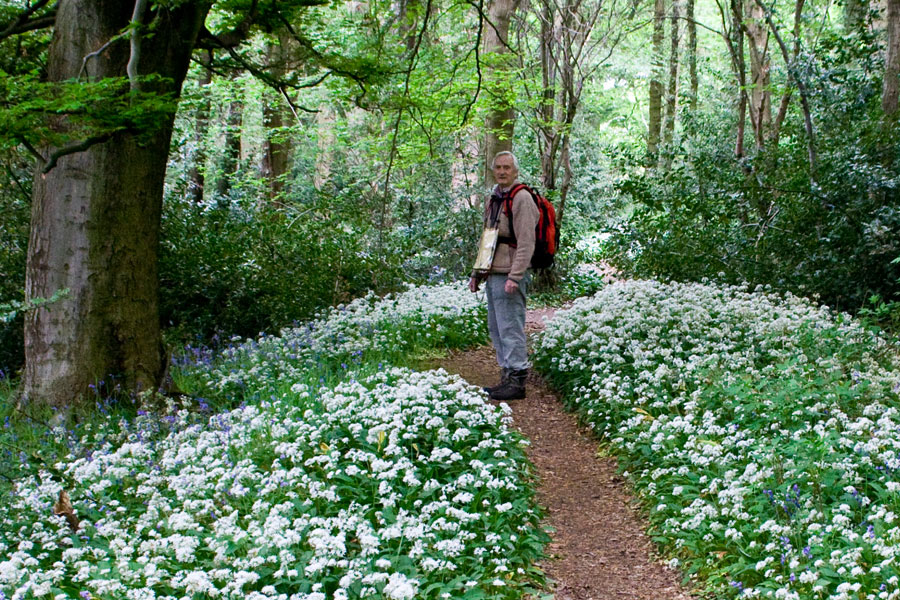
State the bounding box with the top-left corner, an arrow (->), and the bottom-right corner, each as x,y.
492,155 -> 518,187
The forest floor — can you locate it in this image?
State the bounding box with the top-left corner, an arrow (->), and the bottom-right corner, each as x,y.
434,308 -> 691,600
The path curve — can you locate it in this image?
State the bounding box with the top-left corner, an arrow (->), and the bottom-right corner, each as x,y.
438,309 -> 690,600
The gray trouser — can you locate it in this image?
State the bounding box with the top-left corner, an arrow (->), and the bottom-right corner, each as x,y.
485,273 -> 530,371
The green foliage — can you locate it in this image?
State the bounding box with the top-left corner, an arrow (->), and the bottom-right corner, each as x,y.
857,291 -> 900,339
607,89 -> 900,311
159,195 -> 395,345
0,288 -> 69,324
0,157 -> 30,374
599,4 -> 900,313
0,73 -> 180,156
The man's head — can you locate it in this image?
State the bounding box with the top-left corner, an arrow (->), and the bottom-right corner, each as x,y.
491,151 -> 519,187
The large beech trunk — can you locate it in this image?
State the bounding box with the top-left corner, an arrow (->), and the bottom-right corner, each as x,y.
25,0 -> 207,407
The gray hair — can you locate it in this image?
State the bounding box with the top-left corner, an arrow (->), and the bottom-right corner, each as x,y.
491,151 -> 520,170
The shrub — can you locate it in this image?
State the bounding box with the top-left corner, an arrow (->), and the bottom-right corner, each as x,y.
0,159 -> 31,375
159,197 -> 397,346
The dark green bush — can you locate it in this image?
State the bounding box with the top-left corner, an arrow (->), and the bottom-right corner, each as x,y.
159,196 -> 399,345
607,37 -> 900,313
0,159 -> 31,375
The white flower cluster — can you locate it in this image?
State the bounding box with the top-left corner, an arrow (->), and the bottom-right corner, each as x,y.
183,282 -> 486,397
535,279 -> 900,599
0,368 -> 545,600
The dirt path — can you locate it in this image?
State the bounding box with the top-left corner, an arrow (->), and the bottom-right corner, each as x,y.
437,308 -> 690,600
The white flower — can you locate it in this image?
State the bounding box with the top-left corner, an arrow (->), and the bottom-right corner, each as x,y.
382,572 -> 418,600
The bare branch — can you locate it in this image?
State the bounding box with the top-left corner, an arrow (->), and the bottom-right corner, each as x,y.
127,0 -> 149,92
461,0 -> 486,125
41,133 -> 115,174
79,34 -> 127,80
16,136 -> 44,164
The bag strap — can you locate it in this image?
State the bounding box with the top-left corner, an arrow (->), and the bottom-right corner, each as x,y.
488,192 -> 504,227
502,183 -> 530,246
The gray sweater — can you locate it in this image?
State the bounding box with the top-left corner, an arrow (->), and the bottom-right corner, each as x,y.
483,181 -> 539,282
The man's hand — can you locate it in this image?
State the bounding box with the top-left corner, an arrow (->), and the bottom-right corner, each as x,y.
504,279 -> 519,294
469,276 -> 480,293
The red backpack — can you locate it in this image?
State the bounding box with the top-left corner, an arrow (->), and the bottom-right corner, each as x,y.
501,183 -> 559,270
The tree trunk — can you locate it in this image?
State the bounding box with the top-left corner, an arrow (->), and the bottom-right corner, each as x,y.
538,2 -> 559,192
557,135 -> 572,227
663,0 -> 681,154
730,0 -> 748,158
188,55 -> 212,204
687,0 -> 698,108
261,97 -> 290,203
884,0 -> 900,119
745,0 -> 772,147
260,32 -> 295,204
398,0 -> 424,51
768,0 -> 804,148
24,0 -> 207,407
647,0 -> 666,163
215,92 -> 243,200
314,106 -> 335,191
757,0 -> 817,177
483,0 -> 520,188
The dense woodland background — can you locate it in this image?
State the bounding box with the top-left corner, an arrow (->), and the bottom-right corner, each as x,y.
0,0 -> 898,406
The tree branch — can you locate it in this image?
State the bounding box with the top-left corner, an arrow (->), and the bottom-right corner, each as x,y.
461,0 -> 485,126
0,0 -> 56,42
79,33 -> 128,80
41,133 -> 115,174
275,14 -> 375,106
383,0 -> 434,197
198,0 -> 259,49
16,135 -> 43,164
462,0 -> 518,54
754,0 -> 817,177
127,0 -> 149,93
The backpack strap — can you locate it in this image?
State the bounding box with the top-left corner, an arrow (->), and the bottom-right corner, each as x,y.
500,183 -> 530,247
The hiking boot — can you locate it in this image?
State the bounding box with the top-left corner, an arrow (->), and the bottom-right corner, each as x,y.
489,369 -> 527,401
483,368 -> 511,394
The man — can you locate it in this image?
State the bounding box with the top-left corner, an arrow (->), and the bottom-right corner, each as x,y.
469,151 -> 539,401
